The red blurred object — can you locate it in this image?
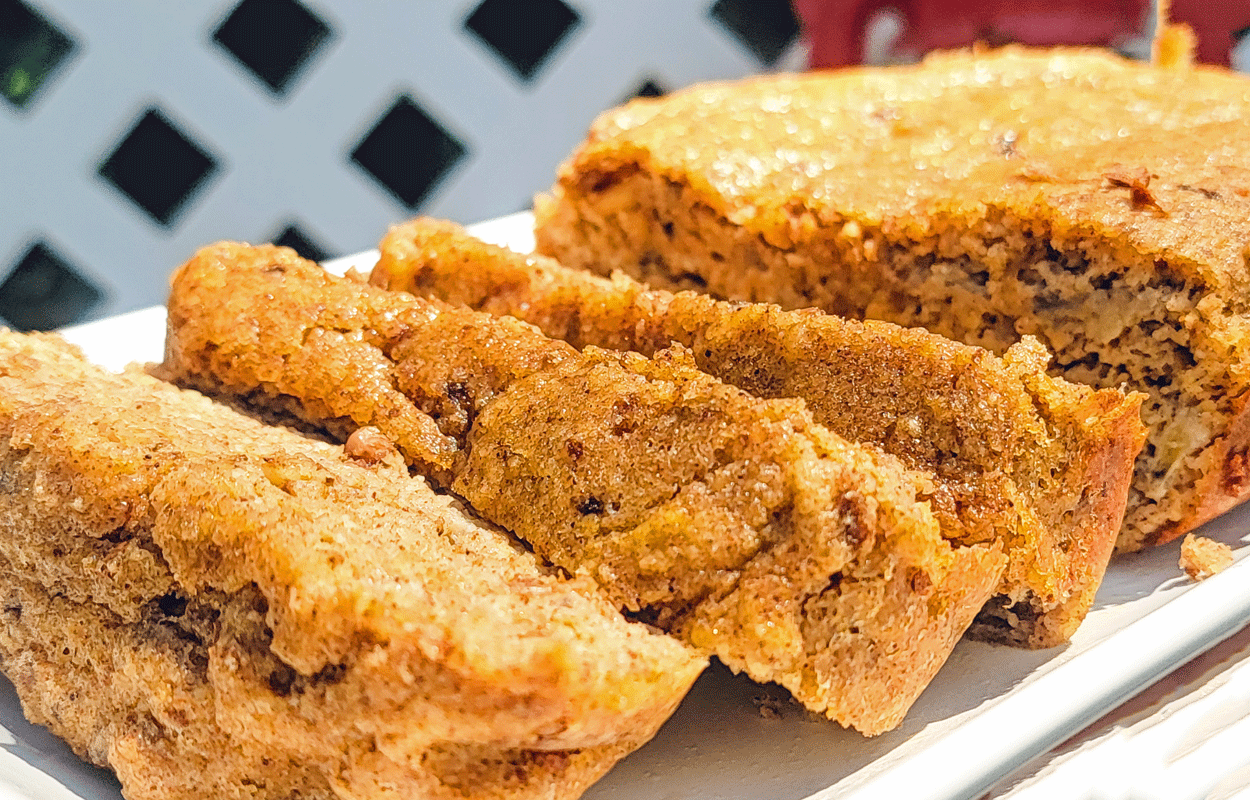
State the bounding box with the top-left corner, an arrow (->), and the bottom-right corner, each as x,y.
1170,0 -> 1250,66
794,0 -> 1250,67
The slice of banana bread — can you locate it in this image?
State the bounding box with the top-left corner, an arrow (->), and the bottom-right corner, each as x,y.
0,330 -> 704,800
160,242 -> 1006,735
533,46 -> 1250,551
373,218 -> 1145,647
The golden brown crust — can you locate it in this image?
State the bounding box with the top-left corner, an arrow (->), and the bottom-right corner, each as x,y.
373,218 -> 1144,647
534,46 -> 1250,551
0,330 -> 702,799
161,242 -> 1006,734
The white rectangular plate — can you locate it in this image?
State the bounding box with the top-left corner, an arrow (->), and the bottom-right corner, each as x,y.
3,212 -> 1250,800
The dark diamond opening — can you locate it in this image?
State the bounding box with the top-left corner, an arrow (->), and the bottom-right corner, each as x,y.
98,108 -> 219,227
710,0 -> 800,66
1236,26 -> 1250,44
212,0 -> 331,95
350,95 -> 467,210
464,0 -> 580,81
0,0 -> 75,108
0,242 -> 103,331
632,77 -> 667,99
271,222 -> 331,263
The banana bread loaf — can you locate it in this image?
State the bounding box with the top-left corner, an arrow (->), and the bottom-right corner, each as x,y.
160,242 -> 1006,734
374,218 -> 1145,647
0,330 -> 704,800
534,46 -> 1250,551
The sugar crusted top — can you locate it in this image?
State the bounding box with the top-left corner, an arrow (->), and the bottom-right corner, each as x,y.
573,47 -> 1250,291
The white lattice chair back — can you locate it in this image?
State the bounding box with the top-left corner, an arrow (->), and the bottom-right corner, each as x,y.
0,0 -> 805,329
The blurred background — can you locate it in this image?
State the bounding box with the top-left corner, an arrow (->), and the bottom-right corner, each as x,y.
0,0 -> 1246,331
